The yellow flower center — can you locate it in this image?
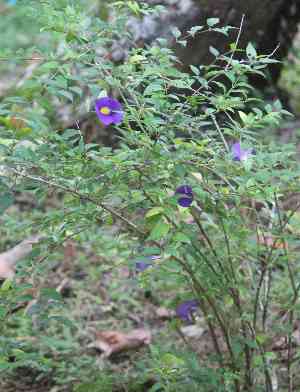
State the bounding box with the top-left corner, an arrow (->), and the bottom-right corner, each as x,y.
100,106 -> 111,115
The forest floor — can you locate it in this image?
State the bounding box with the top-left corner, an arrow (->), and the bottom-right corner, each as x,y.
0,203 -> 212,392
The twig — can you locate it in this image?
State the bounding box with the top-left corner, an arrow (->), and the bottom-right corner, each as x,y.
274,193 -> 296,392
225,14 -> 245,71
173,254 -> 240,391
216,207 -> 236,282
266,43 -> 281,59
9,168 -> 145,237
0,57 -> 44,61
274,194 -> 296,295
287,311 -> 294,392
190,206 -> 228,279
262,268 -> 272,332
211,115 -> 230,152
248,323 -> 274,392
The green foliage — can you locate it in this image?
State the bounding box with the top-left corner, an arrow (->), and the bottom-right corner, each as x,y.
0,1 -> 299,391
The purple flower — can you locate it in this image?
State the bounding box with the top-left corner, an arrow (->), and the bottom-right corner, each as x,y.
136,261 -> 152,272
175,185 -> 193,207
176,300 -> 199,323
95,97 -> 123,126
231,142 -> 253,162
135,255 -> 160,273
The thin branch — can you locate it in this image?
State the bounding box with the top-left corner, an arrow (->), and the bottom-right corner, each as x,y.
211,115 -> 230,153
287,310 -> 294,392
274,193 -> 296,392
173,254 -> 239,387
253,214 -> 267,331
262,268 -> 272,332
190,206 -> 228,279
9,168 -> 145,237
248,323 -> 274,392
266,43 -> 281,59
0,57 -> 44,62
137,169 -> 224,280
216,209 -> 236,282
225,14 -> 245,71
274,194 -> 296,295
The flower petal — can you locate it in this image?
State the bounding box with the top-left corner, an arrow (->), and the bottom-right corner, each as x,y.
96,112 -> 115,126
178,196 -> 193,207
232,142 -> 254,162
95,97 -> 123,126
175,185 -> 193,195
175,185 -> 193,207
176,300 -> 199,323
231,142 -> 242,161
136,262 -> 152,272
111,111 -> 124,125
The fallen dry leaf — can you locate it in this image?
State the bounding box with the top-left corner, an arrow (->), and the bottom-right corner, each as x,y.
93,328 -> 151,357
63,240 -> 77,262
0,235 -> 42,279
181,325 -> 205,338
155,306 -> 175,320
0,258 -> 14,279
257,234 -> 288,250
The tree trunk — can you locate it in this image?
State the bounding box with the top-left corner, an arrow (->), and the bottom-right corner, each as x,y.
176,0 -> 300,84
124,0 -> 300,85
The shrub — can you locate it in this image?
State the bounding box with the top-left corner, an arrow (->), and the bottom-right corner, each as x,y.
0,1 -> 299,391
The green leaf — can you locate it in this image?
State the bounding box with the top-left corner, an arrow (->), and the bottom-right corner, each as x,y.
177,40 -> 187,47
171,27 -> 181,40
75,379 -> 112,392
127,1 -> 141,15
40,288 -> 62,301
0,192 -> 14,213
144,83 -> 163,96
1,279 -> 13,292
0,306 -> 7,319
173,232 -> 191,244
57,90 -> 73,102
207,18 -> 219,27
146,207 -> 164,218
69,86 -> 82,97
190,65 -> 200,75
39,61 -> 59,71
142,247 -> 161,256
188,25 -> 204,37
148,219 -> 170,240
238,111 -> 248,124
246,42 -> 257,59
209,46 -> 220,57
